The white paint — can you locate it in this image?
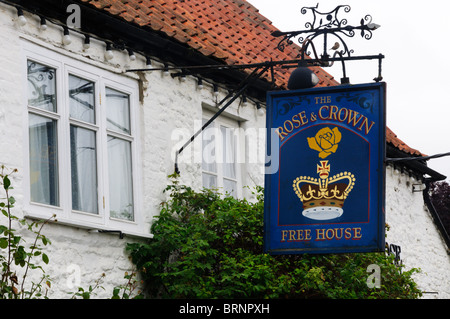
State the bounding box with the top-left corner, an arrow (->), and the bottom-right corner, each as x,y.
385,165 -> 450,299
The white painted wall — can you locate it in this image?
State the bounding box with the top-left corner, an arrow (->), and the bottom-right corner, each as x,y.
385,165 -> 450,299
0,4 -> 447,298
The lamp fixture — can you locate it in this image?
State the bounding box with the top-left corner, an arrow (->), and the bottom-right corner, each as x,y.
39,16 -> 47,31
145,56 -> 152,68
287,65 -> 319,90
83,35 -> 90,49
62,27 -> 72,45
16,8 -> 27,26
163,63 -> 169,75
242,95 -> 248,106
197,78 -> 203,90
128,49 -> 136,61
213,84 -> 219,96
105,42 -> 114,60
256,102 -> 264,116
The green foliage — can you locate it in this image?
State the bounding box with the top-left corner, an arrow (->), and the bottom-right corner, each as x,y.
127,180 -> 422,299
70,273 -> 106,299
430,181 -> 450,234
111,271 -> 144,299
0,166 -> 55,299
69,271 -> 144,299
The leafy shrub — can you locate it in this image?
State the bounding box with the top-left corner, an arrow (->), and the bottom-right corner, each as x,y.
127,179 -> 422,299
0,167 -> 54,299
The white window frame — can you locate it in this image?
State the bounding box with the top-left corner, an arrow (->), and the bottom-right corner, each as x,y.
202,109 -> 243,198
22,41 -> 145,236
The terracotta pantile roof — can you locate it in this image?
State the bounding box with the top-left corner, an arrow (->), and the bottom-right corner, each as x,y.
79,0 -> 423,158
80,0 -> 337,88
386,127 -> 424,157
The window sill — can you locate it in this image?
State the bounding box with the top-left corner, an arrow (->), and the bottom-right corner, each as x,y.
23,211 -> 153,240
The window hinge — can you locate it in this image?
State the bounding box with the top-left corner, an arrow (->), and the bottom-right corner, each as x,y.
103,197 -> 105,209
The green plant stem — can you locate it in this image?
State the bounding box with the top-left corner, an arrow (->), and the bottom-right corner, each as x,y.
20,215 -> 54,299
6,188 -> 12,280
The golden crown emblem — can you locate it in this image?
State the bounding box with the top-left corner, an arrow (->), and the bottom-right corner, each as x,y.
293,160 -> 355,220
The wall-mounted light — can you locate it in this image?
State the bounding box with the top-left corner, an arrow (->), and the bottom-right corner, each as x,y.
62,27 -> 72,45
163,63 -> 169,75
256,102 -> 264,116
197,78 -> 203,90
105,42 -> 114,60
39,16 -> 47,31
180,74 -> 186,82
128,49 -> 136,61
213,84 -> 219,96
287,65 -> 319,90
16,8 -> 27,26
393,166 -> 400,175
146,56 -> 152,68
83,35 -> 90,50
242,95 -> 248,106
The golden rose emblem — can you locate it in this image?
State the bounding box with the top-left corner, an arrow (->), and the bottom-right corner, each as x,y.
307,127 -> 342,159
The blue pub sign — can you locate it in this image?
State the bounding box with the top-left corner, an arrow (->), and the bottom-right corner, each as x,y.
264,82 -> 386,255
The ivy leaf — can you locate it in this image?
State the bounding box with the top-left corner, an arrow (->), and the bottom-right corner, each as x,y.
42,253 -> 49,264
3,176 -> 10,190
0,238 -> 8,249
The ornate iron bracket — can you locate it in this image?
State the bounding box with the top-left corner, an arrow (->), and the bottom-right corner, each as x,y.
272,4 -> 383,82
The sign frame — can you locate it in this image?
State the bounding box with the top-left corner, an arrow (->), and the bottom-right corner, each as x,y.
264,82 -> 386,255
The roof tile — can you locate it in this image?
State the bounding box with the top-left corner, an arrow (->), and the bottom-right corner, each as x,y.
386,127 -> 424,157
80,0 -> 337,88
80,0 -> 424,157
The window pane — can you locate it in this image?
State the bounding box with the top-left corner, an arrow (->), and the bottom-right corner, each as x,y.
202,173 -> 217,189
106,88 -> 130,135
69,75 -> 95,124
70,126 -> 98,214
27,61 -> 57,112
221,126 -> 236,179
108,137 -> 133,221
202,121 -> 217,173
29,114 -> 59,206
223,178 -> 237,198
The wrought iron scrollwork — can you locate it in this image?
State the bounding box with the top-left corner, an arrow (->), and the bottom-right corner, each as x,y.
271,4 -> 383,83
273,4 -> 379,60
301,4 -> 351,30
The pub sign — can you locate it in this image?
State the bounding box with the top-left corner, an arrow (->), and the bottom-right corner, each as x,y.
264,82 -> 386,255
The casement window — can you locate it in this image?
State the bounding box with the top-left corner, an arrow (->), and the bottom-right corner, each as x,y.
201,110 -> 242,198
23,42 -> 143,235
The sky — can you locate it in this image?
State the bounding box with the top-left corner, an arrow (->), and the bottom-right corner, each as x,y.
248,0 -> 450,182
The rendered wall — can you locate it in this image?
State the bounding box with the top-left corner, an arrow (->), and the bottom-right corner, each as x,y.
385,164 -> 450,299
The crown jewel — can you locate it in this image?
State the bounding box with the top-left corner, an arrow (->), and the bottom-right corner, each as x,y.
293,160 -> 355,220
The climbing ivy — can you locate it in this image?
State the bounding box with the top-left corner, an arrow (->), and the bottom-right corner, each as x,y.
127,178 -> 422,299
